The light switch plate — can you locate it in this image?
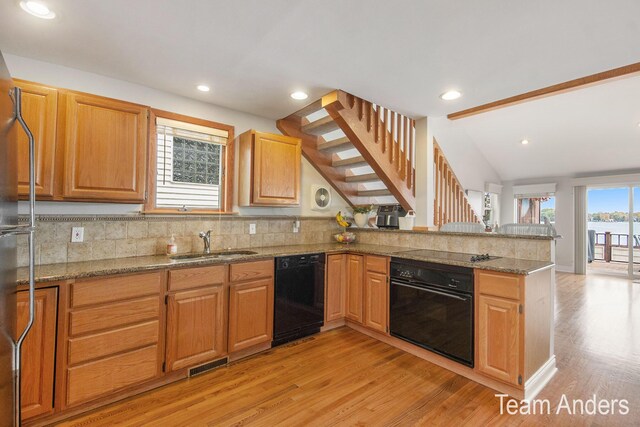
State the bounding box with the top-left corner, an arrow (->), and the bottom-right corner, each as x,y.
249,223 -> 256,235
71,227 -> 84,243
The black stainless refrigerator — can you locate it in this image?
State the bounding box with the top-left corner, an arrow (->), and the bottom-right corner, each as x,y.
0,51 -> 37,426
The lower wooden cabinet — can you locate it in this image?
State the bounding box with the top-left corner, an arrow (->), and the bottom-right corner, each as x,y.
166,286 -> 226,371
17,287 -> 58,420
345,255 -> 364,323
64,272 -> 164,408
363,271 -> 388,333
228,260 -> 274,353
325,254 -> 347,322
228,278 -> 274,352
475,270 -> 524,387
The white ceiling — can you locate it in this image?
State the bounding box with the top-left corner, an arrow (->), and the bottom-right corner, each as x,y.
1,0 -> 640,121
452,75 -> 640,181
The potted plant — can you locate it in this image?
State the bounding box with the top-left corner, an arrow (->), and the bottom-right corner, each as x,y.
352,204 -> 374,228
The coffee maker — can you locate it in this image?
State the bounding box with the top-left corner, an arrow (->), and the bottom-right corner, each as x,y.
375,204 -> 406,229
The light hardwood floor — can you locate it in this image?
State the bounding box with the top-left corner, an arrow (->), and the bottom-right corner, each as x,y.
57,272 -> 640,426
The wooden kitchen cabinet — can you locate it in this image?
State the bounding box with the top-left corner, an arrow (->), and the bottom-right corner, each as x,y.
166,265 -> 228,371
17,287 -> 58,420
345,254 -> 364,323
325,254 -> 347,322
64,272 -> 164,408
475,270 -> 524,387
228,260 -> 274,353
363,255 -> 389,333
238,130 -> 301,206
58,90 -> 149,202
14,80 -> 58,199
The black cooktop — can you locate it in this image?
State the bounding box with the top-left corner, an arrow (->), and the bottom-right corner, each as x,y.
398,249 -> 501,263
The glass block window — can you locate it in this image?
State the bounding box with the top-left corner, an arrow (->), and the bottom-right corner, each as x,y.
154,118 -> 228,210
172,137 -> 221,185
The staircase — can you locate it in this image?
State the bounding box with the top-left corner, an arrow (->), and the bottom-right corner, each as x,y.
277,90 -> 416,210
433,140 -> 482,227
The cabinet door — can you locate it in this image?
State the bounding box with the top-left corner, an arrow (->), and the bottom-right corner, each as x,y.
228,278 -> 274,352
15,80 -> 58,198
17,287 -> 58,420
60,91 -> 148,201
364,271 -> 388,333
252,132 -> 301,205
166,286 -> 226,371
477,295 -> 521,386
345,255 -> 364,323
325,254 -> 346,322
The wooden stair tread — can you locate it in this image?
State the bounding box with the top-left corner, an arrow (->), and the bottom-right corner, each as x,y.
292,99 -> 324,118
333,156 -> 368,168
317,137 -> 353,153
302,115 -> 340,136
358,189 -> 392,197
345,173 -> 379,183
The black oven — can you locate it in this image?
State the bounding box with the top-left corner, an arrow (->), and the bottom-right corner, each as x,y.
389,258 -> 474,367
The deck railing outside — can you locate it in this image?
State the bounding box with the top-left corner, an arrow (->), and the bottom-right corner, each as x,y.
593,231 -> 640,264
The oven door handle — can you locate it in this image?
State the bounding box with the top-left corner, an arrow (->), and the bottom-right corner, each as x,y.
391,280 -> 470,301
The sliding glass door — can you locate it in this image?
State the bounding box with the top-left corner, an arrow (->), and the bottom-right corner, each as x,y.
587,185 -> 639,278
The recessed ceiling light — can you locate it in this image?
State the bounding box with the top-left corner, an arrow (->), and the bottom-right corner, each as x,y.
440,90 -> 462,101
19,1 -> 56,19
196,85 -> 210,92
521,139 -> 529,145
290,91 -> 308,100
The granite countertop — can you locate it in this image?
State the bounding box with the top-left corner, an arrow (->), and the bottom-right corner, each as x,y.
354,228 -> 556,240
16,243 -> 554,284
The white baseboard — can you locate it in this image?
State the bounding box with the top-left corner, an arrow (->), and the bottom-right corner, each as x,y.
555,264 -> 574,273
523,356 -> 557,401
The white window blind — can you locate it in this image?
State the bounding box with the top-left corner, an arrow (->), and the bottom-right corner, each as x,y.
155,119 -> 228,209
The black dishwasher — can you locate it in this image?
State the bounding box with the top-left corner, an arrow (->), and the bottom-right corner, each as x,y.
273,253 -> 325,346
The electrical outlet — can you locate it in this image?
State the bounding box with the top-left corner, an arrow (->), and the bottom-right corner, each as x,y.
249,223 -> 256,235
292,222 -> 299,233
71,227 -> 84,243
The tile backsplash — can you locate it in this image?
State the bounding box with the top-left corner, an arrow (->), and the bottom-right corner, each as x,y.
17,216 -> 338,267
17,216 -> 554,267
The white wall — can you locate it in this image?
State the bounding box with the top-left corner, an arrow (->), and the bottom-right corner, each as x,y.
500,176 -> 575,272
6,54 -> 349,217
429,117 -> 502,192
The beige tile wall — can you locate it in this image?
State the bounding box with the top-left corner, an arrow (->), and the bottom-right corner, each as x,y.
353,230 -> 553,262
17,217 -> 338,267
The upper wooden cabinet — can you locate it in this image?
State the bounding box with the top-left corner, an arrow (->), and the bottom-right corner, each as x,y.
238,130 -> 301,206
17,287 -> 58,420
15,80 -> 58,198
59,91 -> 149,201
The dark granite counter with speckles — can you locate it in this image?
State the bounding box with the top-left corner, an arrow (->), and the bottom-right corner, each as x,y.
17,243 -> 554,284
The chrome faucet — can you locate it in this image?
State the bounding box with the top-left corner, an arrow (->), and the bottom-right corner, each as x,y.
198,230 -> 213,254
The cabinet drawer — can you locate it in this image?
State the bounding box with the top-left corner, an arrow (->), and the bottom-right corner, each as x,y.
70,296 -> 160,336
71,272 -> 162,308
476,270 -> 522,301
365,255 -> 388,274
230,259 -> 273,282
168,265 -> 226,292
66,345 -> 159,407
68,320 -> 160,366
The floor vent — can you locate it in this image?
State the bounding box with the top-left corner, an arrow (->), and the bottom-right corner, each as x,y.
189,358 -> 228,377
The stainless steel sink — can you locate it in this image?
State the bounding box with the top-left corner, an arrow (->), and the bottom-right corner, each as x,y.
169,250 -> 258,261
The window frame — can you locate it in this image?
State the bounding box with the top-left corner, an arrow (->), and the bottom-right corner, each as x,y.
144,109 -> 235,214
